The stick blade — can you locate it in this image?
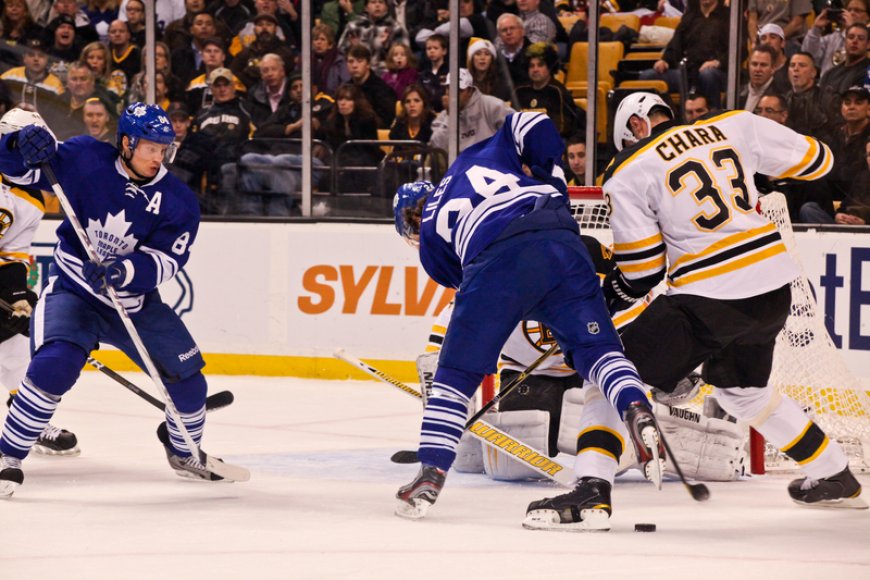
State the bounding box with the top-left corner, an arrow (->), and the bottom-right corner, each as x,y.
205,455 -> 251,482
390,450 -> 420,464
205,390 -> 234,412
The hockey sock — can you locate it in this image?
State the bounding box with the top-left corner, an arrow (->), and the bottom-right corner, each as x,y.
0,379 -> 60,459
164,373 -> 208,457
588,352 -> 648,418
715,386 -> 848,480
418,366 -> 481,471
573,388 -> 625,485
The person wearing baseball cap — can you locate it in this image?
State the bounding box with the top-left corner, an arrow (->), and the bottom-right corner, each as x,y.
748,0 -> 810,52
430,68 -> 516,152
826,84 -> 870,199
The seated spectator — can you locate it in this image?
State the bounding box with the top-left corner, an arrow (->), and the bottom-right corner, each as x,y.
312,22 -> 350,98
828,85 -> 870,198
495,13 -> 531,87
1,0 -> 46,47
338,0 -> 409,75
107,19 -> 141,86
819,24 -> 869,99
80,40 -> 126,100
209,0 -> 254,36
48,0 -> 99,45
833,137 -> 870,225
81,96 -> 114,140
84,0 -> 119,41
165,0 -> 214,50
118,0 -> 186,34
564,133 -> 586,186
245,52 -> 290,127
515,42 -> 584,138
518,0 -> 556,44
45,15 -> 84,65
389,83 -> 435,143
229,0 -> 294,57
0,38 -> 64,110
252,75 -> 333,140
183,36 -> 245,113
412,0 -> 474,58
44,60 -> 118,139
320,0 -> 364,39
430,67 -> 515,152
171,11 -> 220,85
175,66 -> 254,214
230,12 -> 295,88
740,44 -> 779,112
639,0 -> 728,108
418,32 -> 448,111
318,82 -> 383,194
467,37 -> 512,102
785,51 -> 839,143
124,0 -> 147,47
381,42 -> 418,98
127,41 -> 185,107
166,100 -> 192,146
802,0 -> 870,77
347,43 -> 396,127
746,0 -> 810,53
756,23 -> 792,95
684,92 -> 710,122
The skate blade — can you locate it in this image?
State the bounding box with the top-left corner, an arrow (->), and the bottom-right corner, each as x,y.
0,480 -> 20,498
32,444 -> 81,457
792,495 -> 869,510
522,508 -> 611,532
641,427 -> 663,490
395,498 -> 433,520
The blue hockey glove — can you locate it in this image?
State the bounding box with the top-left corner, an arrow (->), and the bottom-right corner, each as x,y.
530,164 -> 567,196
82,260 -> 129,295
16,125 -> 57,168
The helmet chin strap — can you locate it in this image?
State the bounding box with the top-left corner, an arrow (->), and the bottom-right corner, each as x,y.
120,145 -> 150,183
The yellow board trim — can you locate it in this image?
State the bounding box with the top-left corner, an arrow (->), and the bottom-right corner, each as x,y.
86,352 -> 420,382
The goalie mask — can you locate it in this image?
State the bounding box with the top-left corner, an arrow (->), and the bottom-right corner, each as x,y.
612,92 -> 673,151
393,181 -> 434,245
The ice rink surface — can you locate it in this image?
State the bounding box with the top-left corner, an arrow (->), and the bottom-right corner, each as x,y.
1,372 -> 868,580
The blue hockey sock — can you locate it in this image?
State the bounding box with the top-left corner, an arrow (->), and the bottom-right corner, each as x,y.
417,366 -> 481,471
164,372 -> 208,457
589,352 -> 649,418
0,379 -> 60,459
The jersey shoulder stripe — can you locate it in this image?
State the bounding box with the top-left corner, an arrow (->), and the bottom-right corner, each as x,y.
777,137 -> 833,181
8,184 -> 45,213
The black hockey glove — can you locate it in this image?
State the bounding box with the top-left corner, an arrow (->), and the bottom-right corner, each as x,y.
0,289 -> 37,338
602,269 -> 645,315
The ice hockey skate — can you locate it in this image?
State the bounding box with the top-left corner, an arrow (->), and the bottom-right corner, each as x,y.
788,467 -> 868,509
395,464 -> 446,520
0,454 -> 23,498
523,477 -> 612,532
7,394 -> 80,456
624,400 -> 665,489
156,422 -> 224,481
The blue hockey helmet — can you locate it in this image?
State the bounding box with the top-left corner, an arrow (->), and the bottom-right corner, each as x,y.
117,102 -> 176,160
393,181 -> 434,243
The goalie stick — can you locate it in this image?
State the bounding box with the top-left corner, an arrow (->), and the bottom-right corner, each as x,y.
43,163 -> 249,483
0,296 -> 235,414
334,348 -> 576,487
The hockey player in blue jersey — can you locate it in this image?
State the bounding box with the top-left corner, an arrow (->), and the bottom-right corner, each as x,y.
392,111 -> 664,522
0,103 -> 222,497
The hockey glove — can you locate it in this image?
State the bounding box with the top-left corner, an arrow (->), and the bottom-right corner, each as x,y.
530,164 -> 568,196
16,125 -> 57,168
602,269 -> 644,315
82,260 -> 129,295
0,298 -> 32,336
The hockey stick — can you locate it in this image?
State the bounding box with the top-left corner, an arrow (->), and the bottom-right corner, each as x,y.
0,296 -> 234,413
659,427 -> 710,501
464,345 -> 561,428
334,348 -> 576,487
42,162 -> 248,483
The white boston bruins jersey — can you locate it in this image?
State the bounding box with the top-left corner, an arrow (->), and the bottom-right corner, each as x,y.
0,177 -> 45,269
603,110 -> 832,299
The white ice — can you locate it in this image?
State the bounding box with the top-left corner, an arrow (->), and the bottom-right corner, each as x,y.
1,372 -> 868,580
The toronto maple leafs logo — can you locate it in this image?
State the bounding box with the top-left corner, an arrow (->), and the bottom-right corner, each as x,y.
133,105 -> 147,117
86,211 -> 139,262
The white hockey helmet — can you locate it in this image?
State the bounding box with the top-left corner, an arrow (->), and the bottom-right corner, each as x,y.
612,92 -> 673,151
0,107 -> 53,137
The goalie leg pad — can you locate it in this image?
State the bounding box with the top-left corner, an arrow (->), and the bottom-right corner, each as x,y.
499,370 -> 580,455
482,409 -> 551,481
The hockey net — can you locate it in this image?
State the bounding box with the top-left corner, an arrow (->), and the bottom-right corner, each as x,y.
568,186 -> 870,473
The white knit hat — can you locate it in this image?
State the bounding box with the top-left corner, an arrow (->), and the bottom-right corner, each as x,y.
467,38 -> 496,61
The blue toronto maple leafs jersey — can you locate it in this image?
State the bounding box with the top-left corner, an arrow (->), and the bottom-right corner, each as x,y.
0,135 -> 200,312
418,112 -> 569,289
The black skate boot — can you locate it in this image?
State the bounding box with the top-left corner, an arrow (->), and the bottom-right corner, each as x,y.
788,467 -> 868,509
523,477 -> 612,532
156,422 -> 224,481
624,400 -> 666,489
0,454 -> 23,498
7,393 -> 80,457
395,464 -> 446,520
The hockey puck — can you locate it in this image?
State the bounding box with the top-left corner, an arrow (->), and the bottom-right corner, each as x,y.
634,523 -> 656,532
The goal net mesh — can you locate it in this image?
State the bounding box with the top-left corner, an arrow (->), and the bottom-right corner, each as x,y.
569,187 -> 870,472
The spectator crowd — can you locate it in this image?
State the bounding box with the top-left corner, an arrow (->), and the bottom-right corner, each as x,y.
0,0 -> 864,221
